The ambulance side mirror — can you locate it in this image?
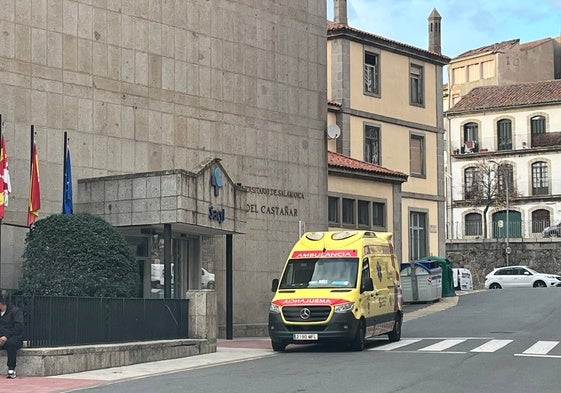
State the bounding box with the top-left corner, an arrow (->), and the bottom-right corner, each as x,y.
361,277 -> 374,293
271,278 -> 279,292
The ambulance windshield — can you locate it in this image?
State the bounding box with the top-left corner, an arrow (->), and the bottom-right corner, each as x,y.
279,258 -> 359,289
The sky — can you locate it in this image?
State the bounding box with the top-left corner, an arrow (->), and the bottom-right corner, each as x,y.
326,0 -> 561,59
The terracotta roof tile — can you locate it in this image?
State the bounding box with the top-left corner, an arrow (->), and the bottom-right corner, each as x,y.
519,37 -> 551,51
447,79 -> 561,114
454,39 -> 519,60
328,151 -> 408,180
327,22 -> 450,63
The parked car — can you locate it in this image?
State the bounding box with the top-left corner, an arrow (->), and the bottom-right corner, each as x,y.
452,268 -> 473,291
485,266 -> 561,289
202,267 -> 215,289
542,223 -> 561,238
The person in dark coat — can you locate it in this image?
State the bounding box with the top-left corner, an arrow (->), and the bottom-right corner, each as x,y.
0,295 -> 23,379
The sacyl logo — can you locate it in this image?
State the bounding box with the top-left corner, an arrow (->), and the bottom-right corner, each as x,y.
211,167 -> 223,197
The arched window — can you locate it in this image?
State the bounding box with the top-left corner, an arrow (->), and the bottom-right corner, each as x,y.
532,209 -> 550,233
464,167 -> 479,200
497,163 -> 513,194
497,119 -> 512,150
465,213 -> 482,236
531,115 -> 546,148
531,161 -> 549,195
463,123 -> 478,152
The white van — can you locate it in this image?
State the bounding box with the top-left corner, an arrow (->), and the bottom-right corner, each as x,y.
452,268 -> 473,291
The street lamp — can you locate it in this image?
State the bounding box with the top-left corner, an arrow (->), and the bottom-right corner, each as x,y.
490,160 -> 510,266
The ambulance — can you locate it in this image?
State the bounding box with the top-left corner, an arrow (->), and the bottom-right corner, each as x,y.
268,230 -> 403,351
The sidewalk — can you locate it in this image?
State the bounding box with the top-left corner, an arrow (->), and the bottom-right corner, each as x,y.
0,340 -> 275,393
0,291 -> 480,393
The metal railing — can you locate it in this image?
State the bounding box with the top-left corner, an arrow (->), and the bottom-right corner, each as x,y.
10,296 -> 189,348
446,219 -> 557,240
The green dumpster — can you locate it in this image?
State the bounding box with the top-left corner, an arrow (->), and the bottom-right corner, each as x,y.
422,256 -> 456,297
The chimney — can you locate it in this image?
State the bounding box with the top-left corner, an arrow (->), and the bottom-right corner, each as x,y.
334,0 -> 348,25
428,8 -> 442,54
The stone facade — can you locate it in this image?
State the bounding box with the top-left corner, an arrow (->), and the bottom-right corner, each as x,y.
446,239 -> 561,289
0,1 -> 328,337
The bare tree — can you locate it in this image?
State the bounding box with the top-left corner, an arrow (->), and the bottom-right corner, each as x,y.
466,159 -> 515,238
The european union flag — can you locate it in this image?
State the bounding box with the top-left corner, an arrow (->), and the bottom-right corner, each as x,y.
63,148 -> 73,214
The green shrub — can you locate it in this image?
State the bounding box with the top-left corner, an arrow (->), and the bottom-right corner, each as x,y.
19,213 -> 139,297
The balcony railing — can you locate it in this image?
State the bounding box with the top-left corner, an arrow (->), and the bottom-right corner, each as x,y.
446,219 -> 556,240
451,131 -> 561,155
531,131 -> 561,148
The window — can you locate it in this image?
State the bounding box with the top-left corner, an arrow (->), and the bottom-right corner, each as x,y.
531,115 -> 546,147
464,167 -> 478,200
328,196 -> 339,224
410,134 -> 424,176
482,60 -> 495,78
410,64 -> 424,105
358,200 -> 370,227
372,202 -> 384,227
409,211 -> 427,260
364,52 -> 379,95
532,161 -> 549,195
342,198 -> 355,225
497,164 -> 513,194
452,67 -> 465,84
364,125 -> 380,164
467,64 -> 479,81
532,209 -> 550,233
463,122 -> 478,152
465,213 -> 482,236
497,119 -> 512,150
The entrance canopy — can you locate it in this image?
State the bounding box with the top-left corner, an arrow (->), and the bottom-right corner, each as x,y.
76,158 -> 247,235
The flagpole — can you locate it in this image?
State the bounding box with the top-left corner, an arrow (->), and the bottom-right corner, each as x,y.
29,126 -> 34,230
63,132 -> 67,213
0,114 -> 3,287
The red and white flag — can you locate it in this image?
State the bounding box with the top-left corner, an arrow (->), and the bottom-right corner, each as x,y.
0,135 -> 12,219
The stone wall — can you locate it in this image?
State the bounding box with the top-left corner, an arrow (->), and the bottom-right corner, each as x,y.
446,239 -> 561,289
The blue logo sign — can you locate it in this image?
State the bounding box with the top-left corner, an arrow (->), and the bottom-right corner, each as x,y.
210,167 -> 223,197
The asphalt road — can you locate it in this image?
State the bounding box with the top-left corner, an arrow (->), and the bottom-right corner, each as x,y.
76,289 -> 561,393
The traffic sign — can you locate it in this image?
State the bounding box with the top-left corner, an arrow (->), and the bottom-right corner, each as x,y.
505,246 -> 512,255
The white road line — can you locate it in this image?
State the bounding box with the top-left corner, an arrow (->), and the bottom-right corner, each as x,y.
470,339 -> 513,353
515,354 -> 561,359
522,341 -> 559,355
370,339 -> 422,351
419,339 -> 466,352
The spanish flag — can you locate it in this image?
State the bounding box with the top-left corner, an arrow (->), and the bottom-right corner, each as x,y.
27,142 -> 41,226
0,135 -> 12,219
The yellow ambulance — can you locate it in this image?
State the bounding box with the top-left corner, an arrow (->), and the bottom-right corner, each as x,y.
268,230 -> 403,351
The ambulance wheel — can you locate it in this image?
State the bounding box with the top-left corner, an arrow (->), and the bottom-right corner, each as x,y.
350,321 -> 365,351
388,312 -> 402,343
271,340 -> 286,352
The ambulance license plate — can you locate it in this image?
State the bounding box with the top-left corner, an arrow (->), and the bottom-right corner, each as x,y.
293,333 -> 318,340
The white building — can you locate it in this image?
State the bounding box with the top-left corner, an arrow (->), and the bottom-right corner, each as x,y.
446,80 -> 561,240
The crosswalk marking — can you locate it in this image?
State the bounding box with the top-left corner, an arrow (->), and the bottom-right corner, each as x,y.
418,339 -> 466,351
371,339 -> 422,351
470,339 -> 513,353
522,341 -> 559,355
369,338 -> 561,359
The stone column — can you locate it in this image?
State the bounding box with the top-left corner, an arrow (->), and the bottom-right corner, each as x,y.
186,290 -> 217,344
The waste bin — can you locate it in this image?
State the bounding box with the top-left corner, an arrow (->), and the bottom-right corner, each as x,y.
400,261 -> 442,303
422,256 -> 456,297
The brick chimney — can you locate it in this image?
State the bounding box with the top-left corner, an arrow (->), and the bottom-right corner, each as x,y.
334,0 -> 348,24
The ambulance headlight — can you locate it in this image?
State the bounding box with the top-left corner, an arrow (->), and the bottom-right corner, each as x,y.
270,303 -> 281,313
334,302 -> 354,313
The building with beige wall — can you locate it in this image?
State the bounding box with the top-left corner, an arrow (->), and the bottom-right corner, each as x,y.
327,1 -> 449,262
447,37 -> 561,109
0,1 -> 328,338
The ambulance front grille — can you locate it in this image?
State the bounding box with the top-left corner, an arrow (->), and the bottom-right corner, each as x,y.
282,306 -> 331,322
